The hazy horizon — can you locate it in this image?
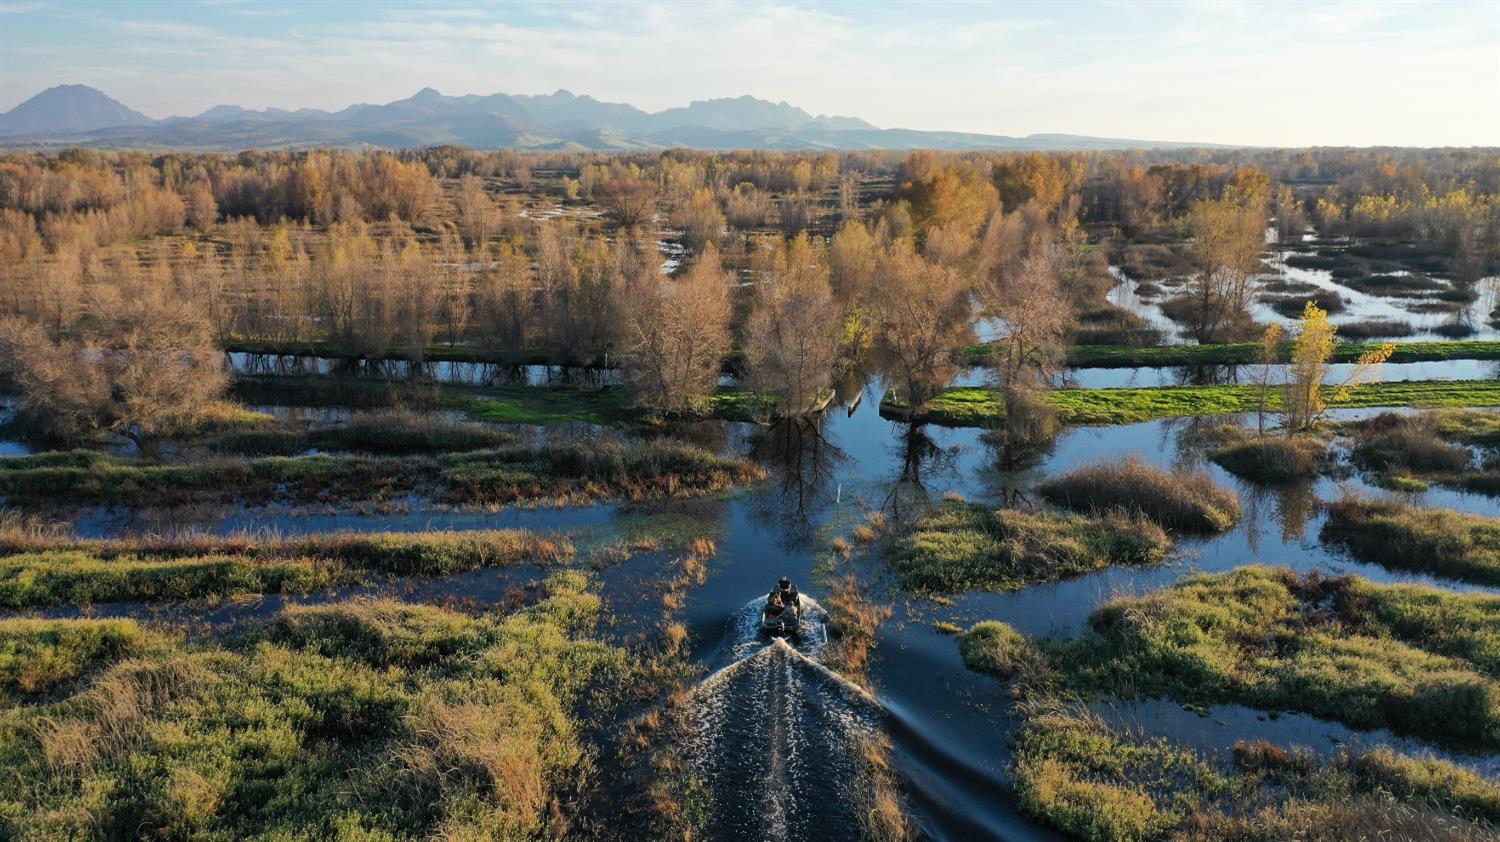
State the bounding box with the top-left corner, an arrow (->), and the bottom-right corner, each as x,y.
1,0 -> 1498,147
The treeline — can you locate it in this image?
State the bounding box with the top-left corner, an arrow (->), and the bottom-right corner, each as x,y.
2,144 -> 1498,446
4,146 -> 1496,256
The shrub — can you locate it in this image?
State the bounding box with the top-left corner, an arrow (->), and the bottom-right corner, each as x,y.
1351,413 -> 1472,474
1038,456 -> 1241,533
1334,318 -> 1416,339
959,621 -> 1029,678
891,503 -> 1170,593
1321,498 -> 1500,586
0,618 -> 146,696
1212,435 -> 1327,482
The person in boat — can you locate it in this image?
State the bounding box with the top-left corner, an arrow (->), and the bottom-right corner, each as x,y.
763,592 -> 787,627
769,577 -> 800,611
768,573 -> 804,615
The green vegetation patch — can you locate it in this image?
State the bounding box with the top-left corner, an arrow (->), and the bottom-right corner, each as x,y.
890,502 -> 1170,593
212,410 -> 515,455
1211,434 -> 1329,483
959,621 -> 1032,678
0,618 -> 148,698
1011,707 -> 1500,842
0,530 -> 571,608
0,571 -> 627,840
470,385 -> 632,426
1057,566 -> 1500,750
893,380 -> 1500,427
973,340 -> 1500,370
1321,498 -> 1500,587
0,439 -> 762,508
1432,408 -> 1500,448
1038,456 -> 1241,533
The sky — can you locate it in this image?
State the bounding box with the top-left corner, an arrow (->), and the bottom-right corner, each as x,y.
1,0 -> 1497,147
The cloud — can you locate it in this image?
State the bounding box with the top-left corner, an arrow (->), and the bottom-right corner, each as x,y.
0,1 -> 54,13
1,0 -> 1495,145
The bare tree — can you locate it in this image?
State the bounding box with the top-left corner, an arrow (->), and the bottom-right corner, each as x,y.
1180,195 -> 1267,342
0,278 -> 229,450
868,243 -> 974,412
980,248 -> 1072,391
745,236 -> 843,413
595,165 -> 659,228
670,187 -> 724,254
620,245 -> 732,415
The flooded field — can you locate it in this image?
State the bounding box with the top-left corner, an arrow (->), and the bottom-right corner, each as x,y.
1109,246 -> 1500,344
7,370 -> 1498,840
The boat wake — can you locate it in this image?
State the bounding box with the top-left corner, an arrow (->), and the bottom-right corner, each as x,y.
689,598 -> 884,841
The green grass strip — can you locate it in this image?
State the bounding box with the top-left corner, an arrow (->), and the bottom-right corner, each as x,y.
889,380 -> 1500,427
963,340 -> 1500,369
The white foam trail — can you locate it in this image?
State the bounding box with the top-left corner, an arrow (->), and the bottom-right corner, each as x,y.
688,594 -> 888,839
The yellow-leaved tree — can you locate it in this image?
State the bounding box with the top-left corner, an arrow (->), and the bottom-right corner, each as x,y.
1283,301 -> 1393,432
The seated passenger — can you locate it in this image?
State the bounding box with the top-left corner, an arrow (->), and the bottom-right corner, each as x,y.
769,576 -> 800,610
763,592 -> 786,620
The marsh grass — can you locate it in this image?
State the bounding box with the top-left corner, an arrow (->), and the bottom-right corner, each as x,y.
1350,413 -> 1473,474
851,732 -> 910,842
1060,566 -> 1500,750
0,439 -> 762,509
1432,409 -> 1500,449
212,409 -> 515,455
958,621 -> 1033,679
890,502 -> 1171,593
0,528 -> 572,608
823,573 -> 893,680
1038,456 -> 1241,533
0,571 -> 628,840
893,380 -> 1500,427
0,618 -> 150,698
1009,705 -> 1499,842
1321,498 -> 1500,586
1210,434 -> 1329,483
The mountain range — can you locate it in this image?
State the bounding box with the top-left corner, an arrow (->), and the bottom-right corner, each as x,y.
0,84 -> 1226,152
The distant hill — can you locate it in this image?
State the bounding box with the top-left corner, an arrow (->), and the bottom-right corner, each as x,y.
0,84 -> 155,134
0,84 -> 1230,152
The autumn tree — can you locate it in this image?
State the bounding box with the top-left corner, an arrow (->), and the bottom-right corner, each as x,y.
1283,302 -> 1392,431
595,164 -> 659,228
1115,164 -> 1163,235
744,236 -> 843,413
829,219 -> 878,305
868,243 -> 974,412
724,183 -> 773,230
311,222 -> 395,357
1251,323 -> 1284,435
455,174 -> 502,247
992,152 -> 1085,220
1179,184 -> 1268,342
0,279 -> 229,450
620,245 -> 732,414
474,241 -> 534,353
980,248 -> 1073,391
896,152 -> 997,243
671,188 -> 724,253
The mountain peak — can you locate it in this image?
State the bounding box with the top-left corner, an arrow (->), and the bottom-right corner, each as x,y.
0,84 -> 156,134
0,83 -> 1223,151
